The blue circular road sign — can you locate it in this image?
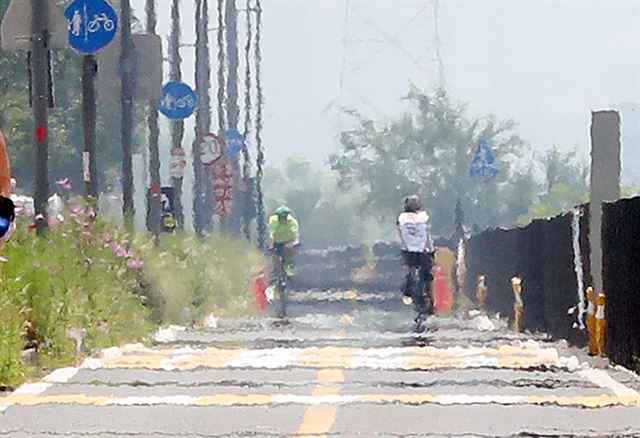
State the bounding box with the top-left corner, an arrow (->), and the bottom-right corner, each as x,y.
65,0 -> 118,54
158,82 -> 198,120
225,130 -> 245,157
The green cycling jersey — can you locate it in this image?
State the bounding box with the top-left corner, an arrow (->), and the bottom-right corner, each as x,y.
268,214 -> 299,244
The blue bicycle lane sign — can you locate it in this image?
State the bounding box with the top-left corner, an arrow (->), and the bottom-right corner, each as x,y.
65,0 -> 118,54
158,82 -> 198,120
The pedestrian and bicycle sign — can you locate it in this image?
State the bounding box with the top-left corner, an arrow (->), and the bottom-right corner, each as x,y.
470,140 -> 499,181
65,0 -> 118,54
158,82 -> 198,120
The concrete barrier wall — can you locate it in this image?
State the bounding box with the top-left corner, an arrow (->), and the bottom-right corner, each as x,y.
465,211 -> 590,346
603,196 -> 640,367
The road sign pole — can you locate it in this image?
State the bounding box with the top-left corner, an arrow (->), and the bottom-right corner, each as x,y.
146,0 -> 161,246
120,0 -> 135,230
82,54 -> 98,206
169,0 -> 184,230
31,0 -> 50,236
225,0 -> 241,235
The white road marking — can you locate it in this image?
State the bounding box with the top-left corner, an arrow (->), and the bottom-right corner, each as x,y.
580,369 -> 640,398
227,348 -> 301,369
43,367 -> 80,384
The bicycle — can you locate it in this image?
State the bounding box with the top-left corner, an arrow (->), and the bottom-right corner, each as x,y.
268,243 -> 290,320
87,13 -> 115,33
402,252 -> 434,331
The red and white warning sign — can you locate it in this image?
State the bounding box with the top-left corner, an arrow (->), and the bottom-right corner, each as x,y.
200,133 -> 224,166
207,158 -> 234,217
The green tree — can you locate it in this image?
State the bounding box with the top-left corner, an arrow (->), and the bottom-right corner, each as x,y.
0,0 -> 141,195
518,147 -> 588,225
330,87 -> 537,236
264,157 -> 366,248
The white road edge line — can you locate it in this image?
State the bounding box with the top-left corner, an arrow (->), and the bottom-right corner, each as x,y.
580,369 -> 640,398
0,367 -> 80,414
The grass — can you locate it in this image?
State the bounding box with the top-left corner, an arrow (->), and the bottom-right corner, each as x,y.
0,199 -> 266,389
135,233 -> 266,325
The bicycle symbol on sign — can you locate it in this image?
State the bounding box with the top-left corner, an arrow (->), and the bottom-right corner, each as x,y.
87,13 -> 116,33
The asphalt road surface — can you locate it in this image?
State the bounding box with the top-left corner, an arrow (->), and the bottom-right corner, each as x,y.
2,289 -> 640,437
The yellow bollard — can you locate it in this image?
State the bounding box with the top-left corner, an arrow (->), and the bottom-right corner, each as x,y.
586,287 -> 598,355
593,293 -> 606,357
511,277 -> 523,333
476,275 -> 488,312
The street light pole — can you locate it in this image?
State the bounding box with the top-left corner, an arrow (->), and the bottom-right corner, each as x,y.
31,0 -> 50,236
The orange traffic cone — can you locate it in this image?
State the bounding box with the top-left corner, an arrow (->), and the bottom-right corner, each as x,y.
593,293 -> 606,357
586,287 -> 598,355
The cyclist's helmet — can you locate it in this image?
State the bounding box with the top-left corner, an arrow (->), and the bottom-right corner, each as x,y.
403,195 -> 422,213
275,205 -> 291,219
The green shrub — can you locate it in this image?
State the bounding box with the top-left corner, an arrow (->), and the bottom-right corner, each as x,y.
0,197 -> 264,388
136,234 -> 266,324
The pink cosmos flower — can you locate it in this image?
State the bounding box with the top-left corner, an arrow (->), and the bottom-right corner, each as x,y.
127,259 -> 144,270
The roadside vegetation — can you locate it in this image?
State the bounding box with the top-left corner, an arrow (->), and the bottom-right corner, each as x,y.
0,199 -> 264,390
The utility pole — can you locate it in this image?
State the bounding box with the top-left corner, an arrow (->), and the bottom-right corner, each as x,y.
193,0 -> 211,237
170,0 -> 185,230
225,0 -> 240,235
82,54 -> 98,206
254,0 -> 266,248
146,0 -> 161,245
120,0 -> 135,230
31,0 -> 50,236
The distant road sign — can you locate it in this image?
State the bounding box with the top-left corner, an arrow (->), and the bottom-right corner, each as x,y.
470,140 -> 499,181
201,133 -> 224,165
225,130 -> 245,157
96,33 -> 163,101
158,82 -> 198,120
1,0 -> 68,51
65,0 -> 118,54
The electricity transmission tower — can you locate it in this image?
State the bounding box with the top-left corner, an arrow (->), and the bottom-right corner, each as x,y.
328,0 -> 445,118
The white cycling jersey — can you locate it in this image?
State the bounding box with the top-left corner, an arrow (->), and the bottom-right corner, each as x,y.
397,210 -> 434,253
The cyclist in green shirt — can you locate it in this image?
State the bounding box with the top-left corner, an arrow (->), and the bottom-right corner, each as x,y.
267,205 -> 299,278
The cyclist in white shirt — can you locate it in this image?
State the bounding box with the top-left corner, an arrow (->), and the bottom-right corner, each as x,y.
397,195 -> 435,318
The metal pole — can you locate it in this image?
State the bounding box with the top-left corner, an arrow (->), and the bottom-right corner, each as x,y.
82,55 -> 98,207
225,0 -> 240,235
146,0 -> 161,245
193,0 -> 212,237
254,0 -> 266,248
120,0 -> 135,230
31,0 -> 50,236
201,0 -> 213,234
170,0 -> 185,230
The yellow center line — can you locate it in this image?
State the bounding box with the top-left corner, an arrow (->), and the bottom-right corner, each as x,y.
297,368 -> 346,438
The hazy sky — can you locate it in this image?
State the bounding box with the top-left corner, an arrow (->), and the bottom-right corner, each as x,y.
131,0 -> 640,179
